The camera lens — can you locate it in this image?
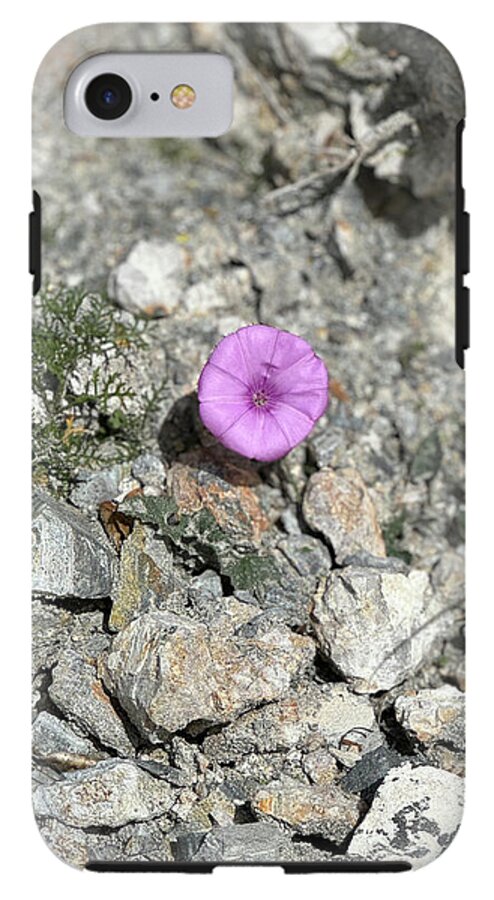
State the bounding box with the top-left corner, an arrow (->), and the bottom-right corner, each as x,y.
85,73 -> 132,120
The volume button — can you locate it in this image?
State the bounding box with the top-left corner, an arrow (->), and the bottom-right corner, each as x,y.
462,211 -> 470,275
461,286 -> 470,350
29,190 -> 41,296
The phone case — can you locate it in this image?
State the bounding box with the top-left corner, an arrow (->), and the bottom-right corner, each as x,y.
32,23 -> 466,872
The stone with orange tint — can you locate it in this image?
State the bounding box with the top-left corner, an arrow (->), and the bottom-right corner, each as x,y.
253,777 -> 361,843
168,449 -> 270,547
101,605 -> 315,742
302,466 -> 385,562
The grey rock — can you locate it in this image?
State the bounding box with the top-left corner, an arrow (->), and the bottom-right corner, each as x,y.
109,520 -> 188,631
253,778 -> 361,843
49,648 -> 135,756
32,600 -> 73,673
39,815 -> 173,867
341,745 -> 405,794
108,240 -> 185,316
341,551 -> 409,572
394,686 -> 465,775
203,683 -> 376,764
175,786 -> 237,832
308,430 -> 343,469
118,818 -> 174,862
312,565 -> 444,692
136,759 -> 189,787
132,453 -> 167,489
32,711 -> 105,764
302,467 -> 386,562
348,763 -> 464,868
176,822 -> 291,863
69,468 -> 122,512
187,569 -> 223,603
102,607 -> 315,741
277,534 -> 331,578
249,550 -> 318,628
33,759 -> 175,829
32,490 -> 115,599
32,597 -> 107,676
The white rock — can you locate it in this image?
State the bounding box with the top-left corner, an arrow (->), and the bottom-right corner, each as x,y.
108,240 -> 186,316
288,23 -> 358,60
348,763 -> 464,868
312,564 -> 444,692
33,759 -> 175,829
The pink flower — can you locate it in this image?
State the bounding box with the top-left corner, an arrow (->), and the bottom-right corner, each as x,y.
198,324 -> 329,462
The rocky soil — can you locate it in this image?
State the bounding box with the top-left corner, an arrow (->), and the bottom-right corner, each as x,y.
32,23 -> 465,869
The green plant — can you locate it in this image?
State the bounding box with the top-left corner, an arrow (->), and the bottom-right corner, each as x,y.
123,493 -> 280,592
382,512 -> 413,565
33,286 -> 165,492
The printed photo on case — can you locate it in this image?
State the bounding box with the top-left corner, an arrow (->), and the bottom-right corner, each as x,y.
32,22 -> 465,870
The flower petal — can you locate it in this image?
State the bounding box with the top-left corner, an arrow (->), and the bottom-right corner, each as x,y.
268,403 -> 318,449
198,357 -> 249,404
268,351 -> 329,399
204,330 -> 255,388
267,329 -> 315,373
199,399 -> 251,439
235,324 -> 280,388
217,406 -> 292,462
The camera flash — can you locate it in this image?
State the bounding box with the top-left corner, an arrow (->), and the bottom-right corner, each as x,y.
170,84 -> 196,109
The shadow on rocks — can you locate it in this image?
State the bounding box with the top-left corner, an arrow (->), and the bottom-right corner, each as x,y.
357,168 -> 451,239
158,390 -> 266,487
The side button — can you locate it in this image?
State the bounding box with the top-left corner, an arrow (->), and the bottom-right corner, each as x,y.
462,211 -> 470,275
456,285 -> 470,368
461,285 -> 470,350
29,190 -> 41,296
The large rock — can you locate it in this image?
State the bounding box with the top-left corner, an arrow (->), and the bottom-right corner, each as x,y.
312,564 -> 443,692
348,763 -> 464,868
174,822 -> 291,863
33,759 -> 175,829
302,467 -> 385,562
32,490 -> 115,599
253,778 -> 361,843
202,683 -> 376,763
395,686 -> 465,776
168,450 -> 270,547
102,607 -> 315,741
108,240 -> 186,316
49,648 -> 135,756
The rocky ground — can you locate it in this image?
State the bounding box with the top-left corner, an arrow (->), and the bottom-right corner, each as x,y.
32,23 -> 465,869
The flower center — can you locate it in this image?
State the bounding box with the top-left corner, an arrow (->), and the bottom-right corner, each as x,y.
252,390 -> 269,408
